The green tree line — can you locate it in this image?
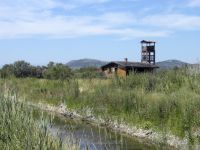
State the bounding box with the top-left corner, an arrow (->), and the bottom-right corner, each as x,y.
0,60 -> 104,80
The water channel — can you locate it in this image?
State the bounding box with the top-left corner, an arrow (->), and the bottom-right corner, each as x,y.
34,109 -> 174,150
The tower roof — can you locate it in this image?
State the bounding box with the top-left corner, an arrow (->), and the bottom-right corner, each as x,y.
141,40 -> 156,44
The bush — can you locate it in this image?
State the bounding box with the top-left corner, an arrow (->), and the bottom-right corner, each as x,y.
43,63 -> 73,80
0,64 -> 14,78
13,61 -> 32,78
74,67 -> 105,79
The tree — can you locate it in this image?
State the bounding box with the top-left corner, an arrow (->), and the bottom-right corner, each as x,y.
47,61 -> 54,68
30,66 -> 44,78
43,63 -> 73,80
0,64 -> 14,78
13,61 -> 32,78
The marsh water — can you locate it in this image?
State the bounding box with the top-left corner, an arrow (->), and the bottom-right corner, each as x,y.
34,110 -> 172,150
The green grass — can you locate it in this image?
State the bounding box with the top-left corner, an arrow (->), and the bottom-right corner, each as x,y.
0,92 -> 78,150
1,67 -> 200,146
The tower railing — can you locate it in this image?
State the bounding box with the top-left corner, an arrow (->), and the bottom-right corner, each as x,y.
141,40 -> 156,65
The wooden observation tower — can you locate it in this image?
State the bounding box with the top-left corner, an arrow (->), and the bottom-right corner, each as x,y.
141,40 -> 156,65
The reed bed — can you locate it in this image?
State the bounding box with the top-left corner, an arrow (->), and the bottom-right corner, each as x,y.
0,93 -> 78,150
1,66 -> 200,146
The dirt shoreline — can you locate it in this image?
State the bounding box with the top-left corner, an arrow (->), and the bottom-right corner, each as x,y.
27,102 -> 188,149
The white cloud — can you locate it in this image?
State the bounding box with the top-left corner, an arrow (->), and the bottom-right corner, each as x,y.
0,0 -> 170,39
93,12 -> 136,26
141,14 -> 200,30
0,12 -> 169,39
188,0 -> 200,7
0,0 -> 199,39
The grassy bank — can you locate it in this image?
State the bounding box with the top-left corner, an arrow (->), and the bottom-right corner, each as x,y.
0,93 -> 78,150
1,67 -> 200,147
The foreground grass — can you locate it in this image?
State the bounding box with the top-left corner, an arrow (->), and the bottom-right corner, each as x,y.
0,93 -> 78,150
1,66 -> 200,146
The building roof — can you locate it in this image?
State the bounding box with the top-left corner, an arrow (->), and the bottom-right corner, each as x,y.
101,61 -> 159,69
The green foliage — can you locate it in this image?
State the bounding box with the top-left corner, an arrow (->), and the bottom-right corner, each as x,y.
1,66 -> 200,146
0,94 -> 77,150
0,64 -> 14,78
0,61 -> 43,78
0,61 -> 75,80
74,67 -> 105,79
43,62 -> 73,80
30,66 -> 44,78
13,61 -> 32,78
0,61 -> 106,80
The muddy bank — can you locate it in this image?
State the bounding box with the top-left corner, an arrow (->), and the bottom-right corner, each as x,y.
27,102 -> 188,149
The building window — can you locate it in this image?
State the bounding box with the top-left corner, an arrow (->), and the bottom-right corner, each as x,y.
109,68 -> 111,73
112,68 -> 115,73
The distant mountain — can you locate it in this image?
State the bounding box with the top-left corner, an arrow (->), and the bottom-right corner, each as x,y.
66,58 -> 190,70
67,59 -> 107,69
156,60 -> 190,69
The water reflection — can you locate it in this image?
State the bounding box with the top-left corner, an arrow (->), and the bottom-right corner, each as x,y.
49,114 -> 157,150
33,109 -> 172,150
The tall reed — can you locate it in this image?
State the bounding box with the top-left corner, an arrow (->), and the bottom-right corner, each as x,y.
1,67 -> 200,144
0,92 -> 78,150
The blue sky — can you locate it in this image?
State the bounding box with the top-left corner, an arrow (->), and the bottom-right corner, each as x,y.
0,0 -> 200,66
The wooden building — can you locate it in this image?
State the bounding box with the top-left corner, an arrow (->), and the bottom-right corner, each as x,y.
101,40 -> 159,77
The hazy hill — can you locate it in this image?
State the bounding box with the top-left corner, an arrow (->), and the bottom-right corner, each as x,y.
156,60 -> 189,69
67,58 -> 189,70
67,59 -> 107,69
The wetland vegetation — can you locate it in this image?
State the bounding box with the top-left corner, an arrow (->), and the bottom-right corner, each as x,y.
0,93 -> 78,150
1,61 -> 200,149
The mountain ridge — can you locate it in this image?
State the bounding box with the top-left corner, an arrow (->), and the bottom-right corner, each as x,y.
66,58 -> 190,69
156,59 -> 190,69
66,58 -> 107,69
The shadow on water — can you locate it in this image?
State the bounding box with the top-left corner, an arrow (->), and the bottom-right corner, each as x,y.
33,109 -> 174,150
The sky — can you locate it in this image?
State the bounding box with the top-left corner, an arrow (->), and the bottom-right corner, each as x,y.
0,0 -> 200,66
